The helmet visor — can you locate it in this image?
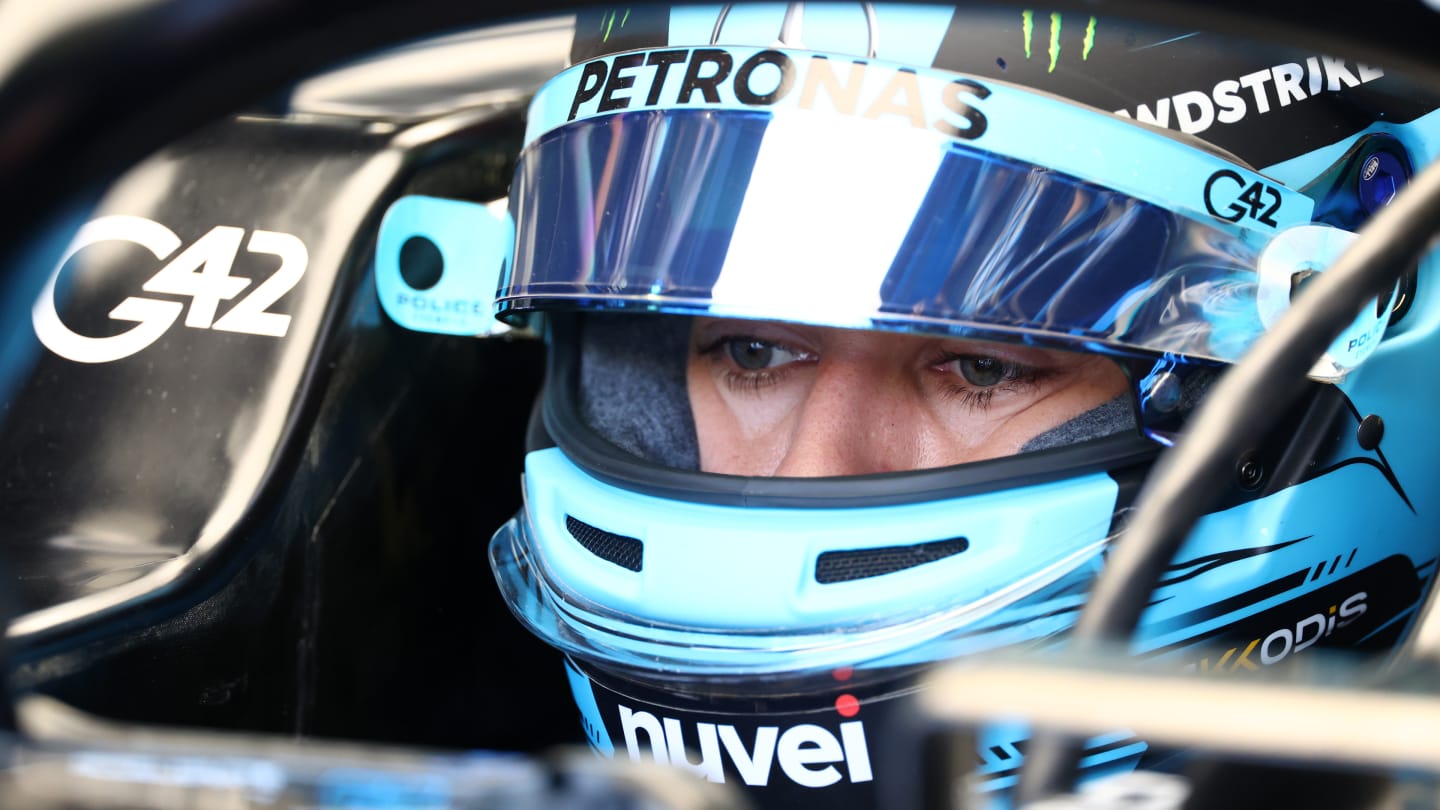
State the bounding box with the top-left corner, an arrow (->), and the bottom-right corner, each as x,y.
500,46 -> 1323,366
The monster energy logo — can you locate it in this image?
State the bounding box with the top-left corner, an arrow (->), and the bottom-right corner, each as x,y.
599,8 -> 631,41
1021,10 -> 1096,72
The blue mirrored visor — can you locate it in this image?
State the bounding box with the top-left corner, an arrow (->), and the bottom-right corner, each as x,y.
502,106 -> 1276,363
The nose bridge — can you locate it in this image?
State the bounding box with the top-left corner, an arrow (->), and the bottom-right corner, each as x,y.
775,355 -> 919,477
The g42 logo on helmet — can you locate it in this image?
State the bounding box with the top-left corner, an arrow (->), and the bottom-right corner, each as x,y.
33,215 -> 307,364
1203,168 -> 1283,228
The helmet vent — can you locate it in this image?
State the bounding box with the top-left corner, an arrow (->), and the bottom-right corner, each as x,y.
565,515 -> 643,572
815,538 -> 969,584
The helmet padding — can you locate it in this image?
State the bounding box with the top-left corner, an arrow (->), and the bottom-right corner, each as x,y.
579,314 -> 700,470
1019,396 -> 1136,452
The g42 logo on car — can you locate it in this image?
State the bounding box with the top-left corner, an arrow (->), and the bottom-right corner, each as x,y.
34,215 -> 307,363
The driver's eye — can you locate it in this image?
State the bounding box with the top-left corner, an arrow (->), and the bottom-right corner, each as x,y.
727,339 -> 799,371
729,339 -> 772,370
958,356 -> 1006,387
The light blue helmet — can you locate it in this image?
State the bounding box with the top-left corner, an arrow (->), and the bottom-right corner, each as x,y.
488,4 -> 1440,807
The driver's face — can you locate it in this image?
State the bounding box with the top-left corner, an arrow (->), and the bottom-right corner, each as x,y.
687,318 -> 1132,476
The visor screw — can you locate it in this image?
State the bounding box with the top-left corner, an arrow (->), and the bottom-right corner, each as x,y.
1357,414 -> 1385,451
1357,151 -> 1408,215
1236,453 -> 1264,490
1145,372 -> 1183,414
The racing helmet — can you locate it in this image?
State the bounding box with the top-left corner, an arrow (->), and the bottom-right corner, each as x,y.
488,4 -> 1440,807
